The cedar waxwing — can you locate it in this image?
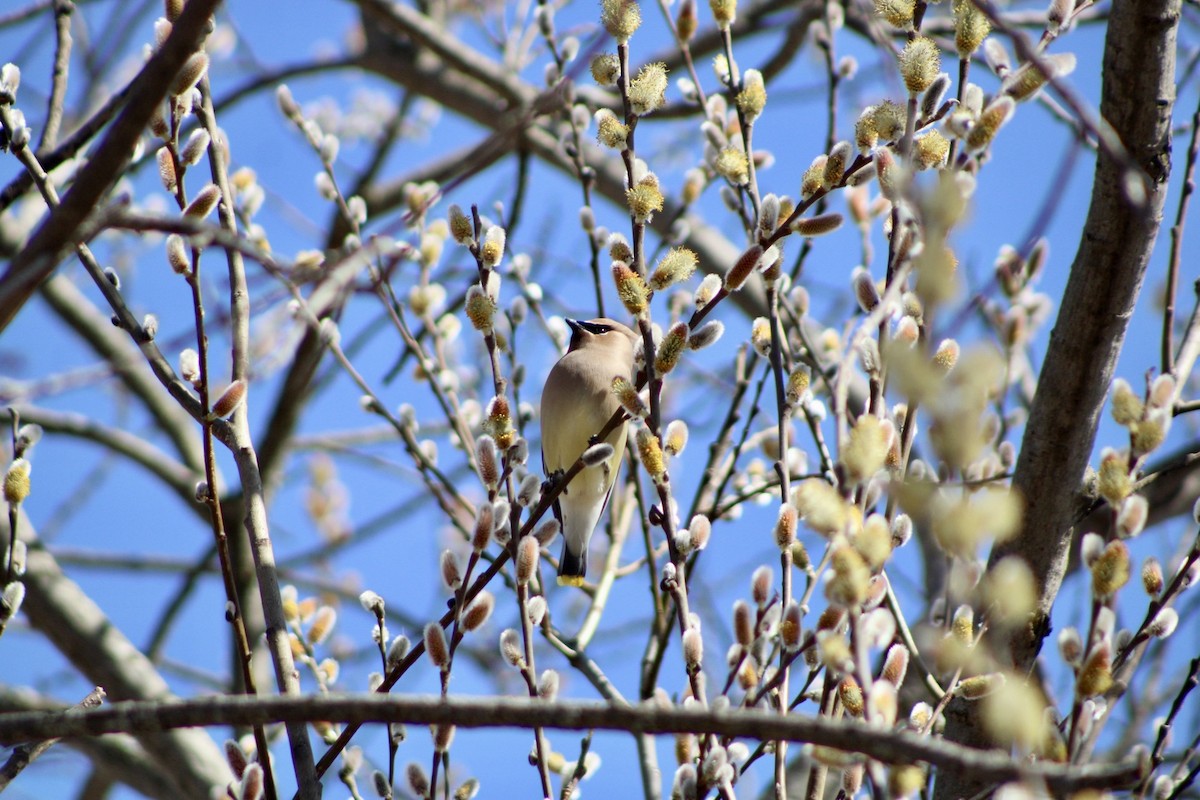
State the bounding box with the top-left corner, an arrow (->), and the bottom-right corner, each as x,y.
540,318 -> 640,586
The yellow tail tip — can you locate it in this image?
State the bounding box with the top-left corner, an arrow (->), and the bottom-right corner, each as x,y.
557,575 -> 586,587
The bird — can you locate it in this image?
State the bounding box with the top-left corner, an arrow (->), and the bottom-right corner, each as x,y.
540,317 -> 640,586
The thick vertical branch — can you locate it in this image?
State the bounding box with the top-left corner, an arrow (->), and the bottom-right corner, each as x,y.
935,0 -> 1179,796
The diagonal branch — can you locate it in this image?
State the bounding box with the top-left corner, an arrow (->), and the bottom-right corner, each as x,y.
0,0 -> 221,331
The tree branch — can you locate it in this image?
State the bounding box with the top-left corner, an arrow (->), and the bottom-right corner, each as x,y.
0,693 -> 1150,795
0,0 -> 221,331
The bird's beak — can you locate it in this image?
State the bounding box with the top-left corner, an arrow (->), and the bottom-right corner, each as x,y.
565,318 -> 585,335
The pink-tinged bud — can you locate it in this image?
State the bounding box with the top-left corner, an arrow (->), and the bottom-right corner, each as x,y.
476,435 -> 499,490
462,591 -> 495,632
732,600 -> 753,647
842,764 -> 865,796
212,380 -> 246,418
1081,532 -> 1105,567
239,763 -> 263,800
516,535 -> 539,585
170,52 -> 209,97
676,0 -> 698,40
1116,494 -> 1148,538
532,518 -> 560,546
1058,626 -> 1082,665
791,212 -> 844,237
774,503 -> 798,549
406,763 -> 429,798
424,622 -> 449,669
688,515 -> 712,551
1147,607 -> 1178,639
780,601 -> 803,649
157,147 -> 176,192
184,184 -> 221,219
1149,373 -> 1176,408
181,129 -> 210,166
472,504 -> 494,552
432,723 -> 455,753
582,443 -> 615,467
499,628 -> 524,667
166,234 -> 190,274
526,595 -> 548,626
440,550 -> 462,591
751,565 -> 773,605
689,320 -> 724,350
881,643 -> 909,686
853,267 -> 880,312
875,147 -> 905,202
537,668 -> 560,701
682,627 -> 704,671
725,244 -> 763,291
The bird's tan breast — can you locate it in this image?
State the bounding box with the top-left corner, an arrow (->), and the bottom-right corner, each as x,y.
540,350 -> 625,472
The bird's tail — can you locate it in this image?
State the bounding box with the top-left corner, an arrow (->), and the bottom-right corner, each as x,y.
557,539 -> 587,587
